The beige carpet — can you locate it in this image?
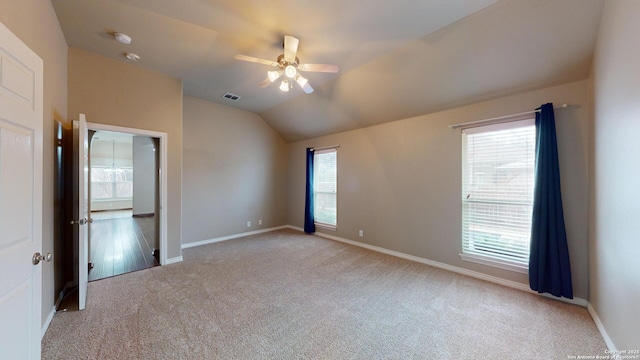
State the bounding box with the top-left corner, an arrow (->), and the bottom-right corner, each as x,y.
42,229 -> 606,359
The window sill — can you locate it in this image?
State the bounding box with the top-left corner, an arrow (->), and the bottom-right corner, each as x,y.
314,223 -> 336,231
460,253 -> 528,274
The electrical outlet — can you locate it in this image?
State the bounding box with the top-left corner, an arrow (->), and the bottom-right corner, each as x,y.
247,221 -> 251,227
258,219 -> 262,225
359,230 -> 364,237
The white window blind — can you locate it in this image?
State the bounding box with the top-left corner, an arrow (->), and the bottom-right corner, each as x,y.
461,119 -> 535,270
314,148 -> 337,228
91,166 -> 133,200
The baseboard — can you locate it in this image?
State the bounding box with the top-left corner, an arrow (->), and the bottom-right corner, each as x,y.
288,225 -> 587,307
165,256 -> 183,265
52,281 -> 76,311
55,281 -> 78,311
42,305 -> 56,340
54,283 -> 69,311
181,225 -> 289,250
132,213 -> 154,218
587,302 -> 616,351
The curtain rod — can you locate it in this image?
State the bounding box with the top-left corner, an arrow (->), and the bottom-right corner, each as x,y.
448,104 -> 568,130
310,145 -> 340,151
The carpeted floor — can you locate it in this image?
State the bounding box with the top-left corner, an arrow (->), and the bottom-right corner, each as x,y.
42,229 -> 607,359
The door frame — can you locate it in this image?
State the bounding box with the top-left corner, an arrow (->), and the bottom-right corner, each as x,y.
87,122 -> 169,265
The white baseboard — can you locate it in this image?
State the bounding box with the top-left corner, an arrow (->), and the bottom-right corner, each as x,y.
42,306 -> 56,340
286,225 -> 304,232
587,302 -> 616,352
288,225 -> 587,307
164,256 -> 183,265
42,281 -> 78,339
181,226 -> 288,250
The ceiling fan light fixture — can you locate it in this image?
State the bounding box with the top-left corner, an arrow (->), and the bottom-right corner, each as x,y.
279,79 -> 290,92
295,74 -> 308,88
267,70 -> 282,82
234,35 -> 338,95
284,65 -> 297,78
105,140 -> 124,174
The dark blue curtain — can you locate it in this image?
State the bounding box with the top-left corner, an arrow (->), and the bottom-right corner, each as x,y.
529,103 -> 573,298
304,148 -> 316,233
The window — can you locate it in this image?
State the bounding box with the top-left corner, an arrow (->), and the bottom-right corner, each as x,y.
314,148 -> 337,228
91,166 -> 133,200
461,119 -> 535,272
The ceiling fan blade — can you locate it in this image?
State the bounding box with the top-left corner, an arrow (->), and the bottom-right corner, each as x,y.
298,63 -> 339,73
258,78 -> 272,88
283,35 -> 299,63
234,54 -> 278,67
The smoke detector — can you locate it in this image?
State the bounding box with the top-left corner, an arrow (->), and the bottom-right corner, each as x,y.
125,53 -> 140,61
114,32 -> 132,45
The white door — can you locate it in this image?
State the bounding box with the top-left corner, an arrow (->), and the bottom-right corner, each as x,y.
0,22 -> 44,360
73,114 -> 89,310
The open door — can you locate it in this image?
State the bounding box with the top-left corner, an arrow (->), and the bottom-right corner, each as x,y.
0,22 -> 44,359
72,114 -> 89,310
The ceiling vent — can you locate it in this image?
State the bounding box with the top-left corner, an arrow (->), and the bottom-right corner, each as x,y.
222,93 -> 241,101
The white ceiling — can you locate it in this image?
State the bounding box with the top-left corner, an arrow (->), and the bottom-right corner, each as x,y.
92,130 -> 133,144
52,0 -> 604,142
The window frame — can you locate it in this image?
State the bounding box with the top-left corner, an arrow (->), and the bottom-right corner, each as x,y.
313,148 -> 338,230
90,165 -> 134,202
459,118 -> 535,274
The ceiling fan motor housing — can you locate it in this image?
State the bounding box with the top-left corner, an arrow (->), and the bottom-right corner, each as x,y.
276,54 -> 300,69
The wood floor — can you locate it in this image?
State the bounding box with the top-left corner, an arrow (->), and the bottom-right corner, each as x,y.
88,210 -> 158,281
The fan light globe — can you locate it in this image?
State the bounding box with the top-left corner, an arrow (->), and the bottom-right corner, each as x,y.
284,65 -> 297,78
295,75 -> 308,88
267,70 -> 281,82
279,79 -> 289,92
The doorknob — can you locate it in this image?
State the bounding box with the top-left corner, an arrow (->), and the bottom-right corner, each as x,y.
70,218 -> 92,225
32,252 -> 52,265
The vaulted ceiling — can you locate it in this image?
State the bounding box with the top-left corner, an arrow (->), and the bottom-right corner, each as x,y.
52,0 -> 604,142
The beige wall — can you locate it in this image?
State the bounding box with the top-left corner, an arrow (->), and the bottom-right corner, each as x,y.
68,48 -> 183,260
182,97 -> 288,243
133,136 -> 156,215
590,0 -> 640,350
288,80 -> 591,299
0,0 -> 68,327
0,0 -> 611,343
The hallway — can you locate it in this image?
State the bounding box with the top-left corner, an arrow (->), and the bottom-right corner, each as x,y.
89,210 -> 158,281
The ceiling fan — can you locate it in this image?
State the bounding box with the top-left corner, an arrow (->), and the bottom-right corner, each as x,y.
234,35 -> 339,94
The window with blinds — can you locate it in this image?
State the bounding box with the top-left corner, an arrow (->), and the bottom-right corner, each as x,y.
91,166 -> 134,200
461,118 -> 535,271
314,148 -> 337,228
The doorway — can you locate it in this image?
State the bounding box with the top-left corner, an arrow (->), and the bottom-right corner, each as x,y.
88,131 -> 160,281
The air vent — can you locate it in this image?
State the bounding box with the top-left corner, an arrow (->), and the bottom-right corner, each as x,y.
222,93 -> 241,101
